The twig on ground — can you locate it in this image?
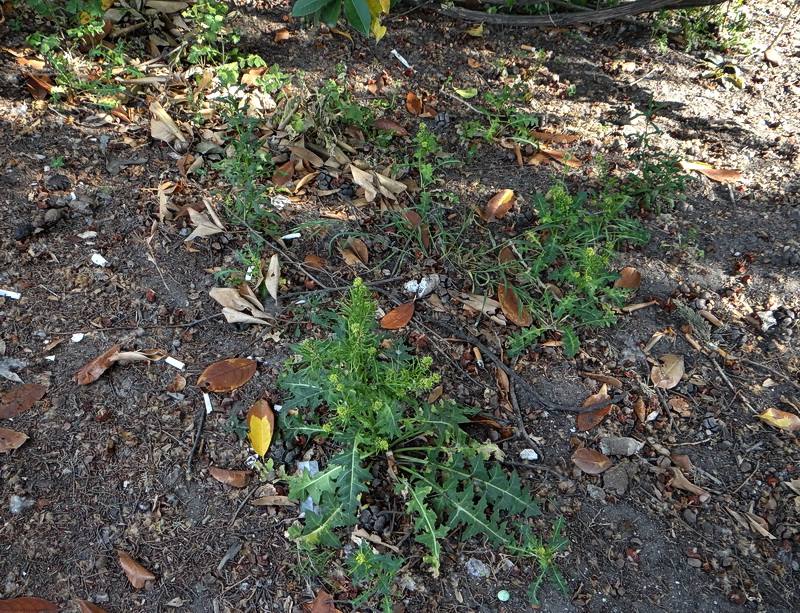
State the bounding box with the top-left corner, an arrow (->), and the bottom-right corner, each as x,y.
229,487 -> 257,528
51,313 -> 223,335
738,358 -> 800,393
507,357 -> 544,460
186,403 -> 207,477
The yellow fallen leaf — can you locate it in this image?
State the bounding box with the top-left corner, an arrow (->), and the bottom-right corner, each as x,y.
247,399 -> 275,457
466,24 -> 484,37
758,407 -> 800,432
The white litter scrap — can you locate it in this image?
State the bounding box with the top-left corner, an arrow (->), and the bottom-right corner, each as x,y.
390,49 -> 412,69
0,289 -> 21,300
164,356 -> 185,370
91,253 -> 109,267
203,392 -> 213,414
519,448 -> 539,461
71,333 -> 85,343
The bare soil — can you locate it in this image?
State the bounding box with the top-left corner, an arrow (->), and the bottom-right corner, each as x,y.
1,1 -> 799,612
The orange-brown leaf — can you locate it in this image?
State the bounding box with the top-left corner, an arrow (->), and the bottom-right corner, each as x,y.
77,600 -> 110,613
381,301 -> 415,330
303,254 -> 327,269
582,373 -> 623,388
373,119 -> 408,135
614,266 -> 641,289
339,238 -> 369,266
272,160 -> 294,187
246,399 -> 275,457
73,344 -> 122,385
497,284 -> 532,327
405,92 -> 422,115
571,448 -> 613,474
0,428 -> 29,453
401,209 -> 430,251
197,358 -> 257,392
0,383 -> 47,420
308,590 -> 337,613
0,598 -> 59,612
208,466 -> 252,488
577,405 -> 612,432
678,161 -> 742,183
485,189 -> 515,221
116,551 -> 155,589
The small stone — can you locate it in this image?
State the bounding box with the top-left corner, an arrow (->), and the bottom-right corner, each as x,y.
600,436 -> 644,457
683,508 -> 697,524
46,173 -> 71,191
687,557 -> 702,568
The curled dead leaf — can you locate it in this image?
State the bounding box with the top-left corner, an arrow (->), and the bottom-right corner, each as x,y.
678,160 -> 742,183
304,253 -> 327,269
265,254 -> 280,302
77,600 -> 110,613
197,358 -> 257,393
0,383 -> 47,420
381,301 -> 415,330
339,238 -> 369,266
484,189 -> 515,221
405,92 -> 422,115
272,160 -> 294,187
497,283 -> 533,327
117,550 -> 155,589
614,266 -> 641,289
73,344 -> 122,385
576,385 -> 613,432
571,447 -> 613,474
208,466 -> 252,488
669,467 -> 710,502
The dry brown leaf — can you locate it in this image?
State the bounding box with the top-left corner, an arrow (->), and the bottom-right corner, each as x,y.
484,189 -> 515,221
614,266 -> 641,289
678,161 -> 742,183
0,598 -> 59,612
650,354 -> 684,389
541,149 -> 582,167
288,145 -> 325,168
405,92 -> 422,115
149,101 -> 187,144
0,383 -> 47,420
381,301 -> 415,330
307,589 -> 339,613
340,238 -> 369,266
373,119 -> 408,135
0,428 -> 28,453
221,308 -> 272,325
265,254 -> 280,302
77,600 -> 110,613
272,160 -> 294,187
531,131 -> 579,144
73,344 -> 122,385
209,287 -> 259,314
251,495 -> 296,506
633,396 -> 647,423
577,385 -> 613,432
24,74 -> 54,100
420,104 -> 437,118
166,373 -> 186,393
197,358 -> 257,392
117,550 -> 155,589
108,349 -> 165,363
469,413 -> 513,439
349,165 -> 378,201
668,397 -> 692,416
743,511 -> 777,539
757,407 -> 800,432
571,448 -> 613,474
497,283 -> 533,327
208,466 -> 252,488
375,173 -> 407,198
401,209 -> 430,250
303,254 -> 327,269
427,385 -> 443,403
669,467 -> 710,502
185,208 -> 225,242
670,453 -> 693,472
458,293 -> 501,316
582,373 -> 622,388
273,28 -> 290,42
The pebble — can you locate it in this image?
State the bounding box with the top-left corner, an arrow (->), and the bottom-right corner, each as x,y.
683,508 -> 697,524
687,557 -> 702,568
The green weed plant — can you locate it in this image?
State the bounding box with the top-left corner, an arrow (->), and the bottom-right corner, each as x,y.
279,279 -> 567,605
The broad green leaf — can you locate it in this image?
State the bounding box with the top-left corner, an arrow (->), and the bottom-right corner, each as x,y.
561,326 -> 580,358
343,0 -> 371,36
288,465 -> 343,501
319,0 -> 341,25
454,87 -> 478,99
329,442 -> 371,514
292,0 -> 334,17
403,482 -> 447,576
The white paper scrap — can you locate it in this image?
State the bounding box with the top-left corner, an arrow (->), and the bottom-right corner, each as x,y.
91,253 -> 109,267
164,356 -> 185,370
0,289 -> 21,300
203,392 -> 213,414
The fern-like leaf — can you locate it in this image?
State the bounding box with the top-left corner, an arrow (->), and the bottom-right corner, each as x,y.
444,482 -> 514,547
291,506 -> 355,547
402,481 -> 447,576
329,440 -> 371,515
288,464 -> 343,502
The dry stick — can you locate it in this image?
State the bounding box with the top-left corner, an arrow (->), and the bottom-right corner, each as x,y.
186,403 -> 207,477
51,313 -> 223,335
228,487 -> 257,528
765,0 -> 799,53
507,357 -> 544,459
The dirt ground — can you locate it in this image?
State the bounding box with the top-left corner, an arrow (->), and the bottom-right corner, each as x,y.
1,1 -> 799,612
